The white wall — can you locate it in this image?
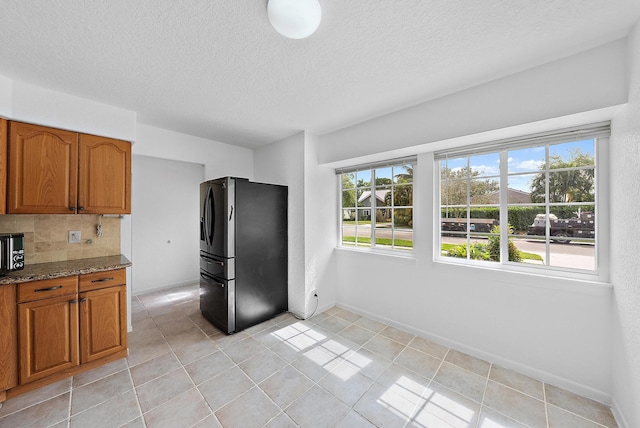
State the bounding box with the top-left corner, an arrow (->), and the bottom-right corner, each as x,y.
318,39 -> 628,166
0,74 -> 137,143
0,75 -> 13,117
10,81 -> 137,141
313,39 -> 626,403
254,133 -> 306,316
303,133 -> 338,316
610,21 -> 640,428
134,124 -> 253,180
333,153 -> 612,402
131,155 -> 203,294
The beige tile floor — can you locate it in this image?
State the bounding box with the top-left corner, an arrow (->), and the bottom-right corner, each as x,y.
0,283 -> 618,428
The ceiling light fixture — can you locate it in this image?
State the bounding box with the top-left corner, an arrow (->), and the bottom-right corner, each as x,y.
267,0 -> 322,39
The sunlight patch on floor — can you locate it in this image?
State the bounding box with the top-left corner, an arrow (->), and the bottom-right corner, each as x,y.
413,388 -> 476,428
274,323 -> 327,352
377,376 -> 426,421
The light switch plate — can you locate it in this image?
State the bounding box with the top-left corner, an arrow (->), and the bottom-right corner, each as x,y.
69,230 -> 81,244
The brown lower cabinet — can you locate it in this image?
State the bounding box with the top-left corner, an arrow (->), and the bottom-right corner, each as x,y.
79,284 -> 127,364
19,293 -> 80,384
0,284 -> 17,402
2,269 -> 127,400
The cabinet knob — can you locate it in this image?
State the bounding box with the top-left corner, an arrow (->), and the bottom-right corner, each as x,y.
70,299 -> 77,304
78,207 -> 85,211
79,297 -> 87,303
69,206 -> 76,211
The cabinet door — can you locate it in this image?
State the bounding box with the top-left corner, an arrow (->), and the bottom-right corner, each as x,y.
8,122 -> 78,214
78,134 -> 131,214
18,295 -> 79,384
0,118 -> 7,215
79,285 -> 127,364
0,284 -> 18,392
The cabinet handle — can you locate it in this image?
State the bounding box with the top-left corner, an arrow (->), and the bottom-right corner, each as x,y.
70,299 -> 77,304
78,207 -> 85,211
34,285 -> 63,292
91,277 -> 114,283
80,297 -> 87,303
69,206 -> 76,211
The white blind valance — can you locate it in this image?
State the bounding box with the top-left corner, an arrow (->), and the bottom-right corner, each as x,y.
335,156 -> 417,175
434,122 -> 610,160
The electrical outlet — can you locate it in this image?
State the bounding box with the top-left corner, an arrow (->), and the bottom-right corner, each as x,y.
69,230 -> 81,244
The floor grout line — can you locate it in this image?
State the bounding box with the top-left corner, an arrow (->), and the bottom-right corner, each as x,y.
2,284 -> 620,428
477,363 -> 493,428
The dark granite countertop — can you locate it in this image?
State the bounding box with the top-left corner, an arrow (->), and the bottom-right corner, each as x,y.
0,255 -> 131,285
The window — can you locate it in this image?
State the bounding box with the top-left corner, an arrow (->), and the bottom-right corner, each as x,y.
338,158 -> 415,252
436,123 -> 608,274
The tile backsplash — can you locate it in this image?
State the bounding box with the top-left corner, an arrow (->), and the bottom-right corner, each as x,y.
0,214 -> 121,264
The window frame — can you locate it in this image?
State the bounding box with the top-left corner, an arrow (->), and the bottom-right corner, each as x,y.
337,158 -> 416,255
434,124 -> 610,282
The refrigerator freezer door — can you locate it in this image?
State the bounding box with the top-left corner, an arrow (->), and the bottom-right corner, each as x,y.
199,270 -> 235,334
200,251 -> 235,280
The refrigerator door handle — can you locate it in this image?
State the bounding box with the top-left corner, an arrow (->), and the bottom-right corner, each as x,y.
206,186 -> 215,246
229,204 -> 233,221
201,254 -> 225,267
200,271 -> 225,288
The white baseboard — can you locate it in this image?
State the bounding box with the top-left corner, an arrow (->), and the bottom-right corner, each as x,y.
337,301 -> 612,405
611,397 -> 630,428
131,279 -> 199,296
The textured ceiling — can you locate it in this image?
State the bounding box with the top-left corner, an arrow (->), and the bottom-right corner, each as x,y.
0,1 -> 639,148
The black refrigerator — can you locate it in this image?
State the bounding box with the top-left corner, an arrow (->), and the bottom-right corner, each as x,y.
200,177 -> 288,334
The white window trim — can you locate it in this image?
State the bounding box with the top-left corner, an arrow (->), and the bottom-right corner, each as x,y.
433,127 -> 610,284
336,157 -> 416,256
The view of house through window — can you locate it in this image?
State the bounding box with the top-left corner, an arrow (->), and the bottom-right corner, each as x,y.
438,130 -> 601,273
340,160 -> 414,251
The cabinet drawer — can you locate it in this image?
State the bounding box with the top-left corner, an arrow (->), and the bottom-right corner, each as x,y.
18,276 -> 78,303
79,269 -> 126,292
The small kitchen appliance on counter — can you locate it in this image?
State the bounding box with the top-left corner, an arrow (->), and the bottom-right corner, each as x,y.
0,233 -> 25,275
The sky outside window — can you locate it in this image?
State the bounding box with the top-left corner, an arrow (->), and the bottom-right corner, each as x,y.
442,139 -> 595,193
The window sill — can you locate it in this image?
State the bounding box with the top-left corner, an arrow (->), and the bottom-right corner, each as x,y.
433,256 -> 612,291
336,245 -> 416,261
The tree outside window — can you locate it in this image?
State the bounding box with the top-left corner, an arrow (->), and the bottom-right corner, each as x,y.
340,161 -> 414,251
439,138 -> 597,272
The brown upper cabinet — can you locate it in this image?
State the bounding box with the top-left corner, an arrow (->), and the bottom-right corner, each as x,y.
7,122 -> 131,214
78,134 -> 131,214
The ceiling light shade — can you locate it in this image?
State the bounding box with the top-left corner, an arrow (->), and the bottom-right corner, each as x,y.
268,0 -> 322,39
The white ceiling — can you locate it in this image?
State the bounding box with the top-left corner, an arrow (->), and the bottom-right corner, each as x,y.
0,1 -> 639,148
